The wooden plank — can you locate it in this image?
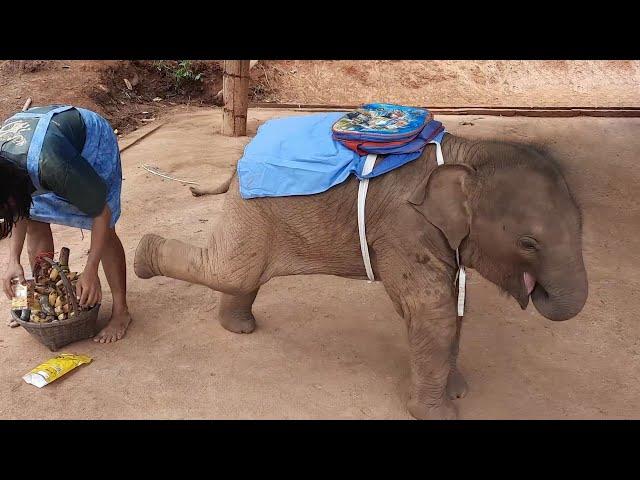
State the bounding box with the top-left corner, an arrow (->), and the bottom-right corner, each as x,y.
250,102 -> 640,111
249,102 -> 640,117
118,121 -> 166,153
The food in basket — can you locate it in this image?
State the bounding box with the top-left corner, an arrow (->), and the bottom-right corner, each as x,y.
15,247 -> 89,324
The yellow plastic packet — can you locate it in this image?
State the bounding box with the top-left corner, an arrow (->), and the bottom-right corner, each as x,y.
23,353 -> 92,388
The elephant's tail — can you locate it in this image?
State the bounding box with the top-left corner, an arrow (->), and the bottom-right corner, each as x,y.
190,171 -> 236,197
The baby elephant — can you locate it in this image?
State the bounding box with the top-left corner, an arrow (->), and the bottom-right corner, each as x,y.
134,133 -> 587,420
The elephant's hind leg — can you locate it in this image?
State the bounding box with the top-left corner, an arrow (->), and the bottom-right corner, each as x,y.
134,232 -> 264,296
218,290 -> 258,334
134,234 -> 166,280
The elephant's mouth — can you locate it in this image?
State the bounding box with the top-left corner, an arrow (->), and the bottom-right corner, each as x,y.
517,272 -> 537,310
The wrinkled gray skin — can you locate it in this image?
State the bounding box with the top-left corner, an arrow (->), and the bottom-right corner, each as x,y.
135,133 -> 588,420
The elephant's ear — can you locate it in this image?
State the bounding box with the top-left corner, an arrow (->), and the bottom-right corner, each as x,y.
408,164 -> 475,251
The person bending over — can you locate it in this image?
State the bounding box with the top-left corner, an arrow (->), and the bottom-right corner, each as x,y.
0,104 -> 131,343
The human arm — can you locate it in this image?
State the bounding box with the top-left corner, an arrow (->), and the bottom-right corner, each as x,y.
2,218 -> 27,299
75,205 -> 111,308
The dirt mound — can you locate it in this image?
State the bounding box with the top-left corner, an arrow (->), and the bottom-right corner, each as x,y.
0,60 -> 55,73
0,61 -> 103,130
84,60 -> 226,133
82,60 -> 280,134
0,60 -> 231,135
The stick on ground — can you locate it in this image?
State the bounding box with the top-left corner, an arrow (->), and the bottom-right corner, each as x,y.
141,164 -> 200,185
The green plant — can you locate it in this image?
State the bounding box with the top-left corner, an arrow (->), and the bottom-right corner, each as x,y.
153,60 -> 204,91
174,61 -> 203,84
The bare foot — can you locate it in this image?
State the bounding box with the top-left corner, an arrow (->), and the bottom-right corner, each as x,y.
94,310 -> 132,343
6,317 -> 19,328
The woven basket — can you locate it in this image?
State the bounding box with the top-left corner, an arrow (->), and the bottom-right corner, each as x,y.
13,256 -> 100,351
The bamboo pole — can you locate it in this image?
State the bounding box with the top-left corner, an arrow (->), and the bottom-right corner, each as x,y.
222,60 -> 250,136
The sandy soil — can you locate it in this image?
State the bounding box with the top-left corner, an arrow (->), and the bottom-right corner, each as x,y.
250,60 -> 640,107
1,108 -> 638,419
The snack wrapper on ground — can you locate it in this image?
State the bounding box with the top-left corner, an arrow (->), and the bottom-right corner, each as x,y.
22,353 -> 92,388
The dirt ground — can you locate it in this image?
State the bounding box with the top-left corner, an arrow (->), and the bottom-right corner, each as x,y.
1,60 -> 639,136
1,108 -> 638,419
262,60 -> 640,108
0,60 -> 226,136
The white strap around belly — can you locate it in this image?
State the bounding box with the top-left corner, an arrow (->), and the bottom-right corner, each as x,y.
356,136 -> 467,316
455,248 -> 466,317
434,139 -> 466,316
358,154 -> 378,283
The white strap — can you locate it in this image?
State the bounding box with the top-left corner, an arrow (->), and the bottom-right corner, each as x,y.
356,136 -> 466,317
455,249 -> 466,317
358,154 -> 378,282
457,268 -> 466,316
440,135 -> 465,316
429,135 -> 445,166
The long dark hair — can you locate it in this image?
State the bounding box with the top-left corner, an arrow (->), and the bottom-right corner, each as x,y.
0,156 -> 33,239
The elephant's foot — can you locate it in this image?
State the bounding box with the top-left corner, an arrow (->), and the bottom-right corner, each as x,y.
219,310 -> 256,334
134,233 -> 165,279
447,368 -> 469,400
217,291 -> 258,334
407,398 -> 458,420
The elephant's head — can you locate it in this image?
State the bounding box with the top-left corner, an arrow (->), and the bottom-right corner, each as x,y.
409,140 -> 587,321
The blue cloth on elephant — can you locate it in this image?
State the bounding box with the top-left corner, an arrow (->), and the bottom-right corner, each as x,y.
4,106 -> 122,229
237,110 -> 446,199
238,113 -> 357,199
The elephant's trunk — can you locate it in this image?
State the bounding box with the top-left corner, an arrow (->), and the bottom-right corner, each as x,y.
531,257 -> 588,321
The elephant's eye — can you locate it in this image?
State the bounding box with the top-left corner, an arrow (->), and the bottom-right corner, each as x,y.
518,236 -> 539,251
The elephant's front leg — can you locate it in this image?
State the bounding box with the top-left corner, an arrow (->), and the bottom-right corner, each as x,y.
406,311 -> 459,420
447,316 -> 468,400
218,290 -> 258,334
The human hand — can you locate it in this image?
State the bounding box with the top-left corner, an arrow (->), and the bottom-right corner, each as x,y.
3,261 -> 25,300
76,271 -> 102,308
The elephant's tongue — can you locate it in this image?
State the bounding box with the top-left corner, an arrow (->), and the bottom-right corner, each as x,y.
524,272 -> 536,296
